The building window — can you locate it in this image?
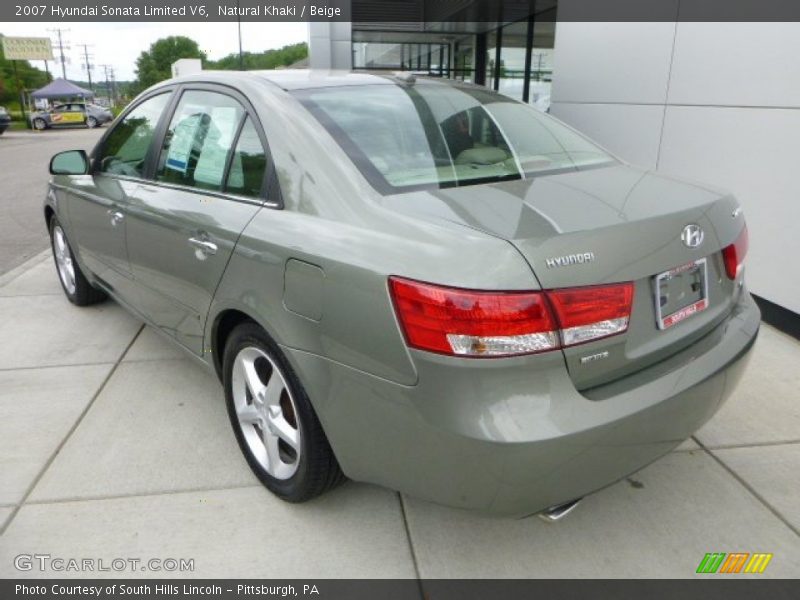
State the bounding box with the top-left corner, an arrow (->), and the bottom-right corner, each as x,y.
350,0 -> 557,109
353,40 -> 449,76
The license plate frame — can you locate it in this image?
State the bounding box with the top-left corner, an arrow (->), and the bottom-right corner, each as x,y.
654,258 -> 709,330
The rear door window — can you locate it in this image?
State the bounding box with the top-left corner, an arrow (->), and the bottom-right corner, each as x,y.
224,117 -> 267,198
156,90 -> 244,192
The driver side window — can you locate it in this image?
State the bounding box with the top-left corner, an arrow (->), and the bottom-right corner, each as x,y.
98,92 -> 171,178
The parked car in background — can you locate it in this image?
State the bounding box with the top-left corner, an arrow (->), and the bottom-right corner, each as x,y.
43,71 -> 759,517
30,102 -> 113,130
0,106 -> 11,135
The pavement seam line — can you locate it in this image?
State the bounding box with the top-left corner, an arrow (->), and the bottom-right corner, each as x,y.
0,292 -> 64,298
695,438 -> 800,451
396,492 -> 425,596
25,483 -> 264,507
692,435 -> 800,538
0,322 -> 145,536
0,361 -> 120,373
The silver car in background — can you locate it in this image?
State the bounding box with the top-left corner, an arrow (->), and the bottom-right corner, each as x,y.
31,102 -> 114,130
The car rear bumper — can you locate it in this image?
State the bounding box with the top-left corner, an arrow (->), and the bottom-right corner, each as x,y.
286,289 -> 760,517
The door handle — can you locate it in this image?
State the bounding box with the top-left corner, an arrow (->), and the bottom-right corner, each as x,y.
188,237 -> 218,257
107,209 -> 124,227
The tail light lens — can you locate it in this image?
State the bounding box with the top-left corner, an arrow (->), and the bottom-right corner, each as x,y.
388,277 -> 558,357
389,277 -> 634,358
722,225 -> 748,279
547,283 -> 635,346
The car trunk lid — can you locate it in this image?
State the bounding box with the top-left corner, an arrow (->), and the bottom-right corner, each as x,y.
380,164 -> 746,390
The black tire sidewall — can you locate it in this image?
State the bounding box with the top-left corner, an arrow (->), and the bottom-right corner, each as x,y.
222,323 -> 322,501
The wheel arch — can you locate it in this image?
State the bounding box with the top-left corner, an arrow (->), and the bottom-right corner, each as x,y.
210,308 -> 260,381
44,204 -> 55,228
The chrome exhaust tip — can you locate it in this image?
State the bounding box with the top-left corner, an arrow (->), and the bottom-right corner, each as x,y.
538,498 -> 582,522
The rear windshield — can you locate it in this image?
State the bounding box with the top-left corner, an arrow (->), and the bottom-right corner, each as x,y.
293,82 -> 614,194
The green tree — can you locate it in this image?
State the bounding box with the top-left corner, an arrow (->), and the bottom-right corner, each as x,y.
208,42 -> 307,71
132,36 -> 205,94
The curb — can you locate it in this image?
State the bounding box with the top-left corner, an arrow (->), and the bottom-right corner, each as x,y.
0,249 -> 51,288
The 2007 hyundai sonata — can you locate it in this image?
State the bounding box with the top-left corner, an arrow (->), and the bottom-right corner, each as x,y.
45,70 -> 758,517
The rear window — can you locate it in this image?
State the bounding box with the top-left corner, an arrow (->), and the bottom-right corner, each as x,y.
293,82 -> 613,194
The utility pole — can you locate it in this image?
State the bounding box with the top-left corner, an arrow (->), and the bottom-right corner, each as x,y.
109,67 -> 117,105
48,28 -> 70,79
99,64 -> 114,106
236,0 -> 244,69
12,61 -> 27,124
78,44 -> 94,93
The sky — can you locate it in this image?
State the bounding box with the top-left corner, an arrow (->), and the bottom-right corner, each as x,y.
1,22 -> 309,81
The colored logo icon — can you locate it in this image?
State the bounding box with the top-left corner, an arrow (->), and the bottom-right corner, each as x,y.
696,552 -> 773,574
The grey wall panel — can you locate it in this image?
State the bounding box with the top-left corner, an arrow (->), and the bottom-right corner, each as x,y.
658,106 -> 800,314
668,23 -> 800,108
551,21 -> 676,104
550,102 -> 665,169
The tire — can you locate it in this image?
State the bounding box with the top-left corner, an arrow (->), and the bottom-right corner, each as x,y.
49,217 -> 107,306
33,118 -> 47,130
223,322 -> 345,502
86,116 -> 98,128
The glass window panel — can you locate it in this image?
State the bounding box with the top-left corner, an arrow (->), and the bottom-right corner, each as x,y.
497,20 -> 528,102
295,84 -> 613,194
156,90 -> 244,192
225,117 -> 267,198
529,19 -> 556,111
98,92 -> 171,178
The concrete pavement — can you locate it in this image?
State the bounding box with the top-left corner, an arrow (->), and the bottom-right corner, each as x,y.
0,129 -> 104,276
0,251 -> 798,578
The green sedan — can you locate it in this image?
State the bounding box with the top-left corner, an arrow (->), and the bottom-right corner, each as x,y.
44,71 -> 758,517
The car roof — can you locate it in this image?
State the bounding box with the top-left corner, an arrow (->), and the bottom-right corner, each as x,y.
251,69 -> 395,90
166,69 -> 457,92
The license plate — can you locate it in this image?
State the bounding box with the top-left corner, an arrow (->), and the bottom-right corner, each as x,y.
654,258 -> 709,330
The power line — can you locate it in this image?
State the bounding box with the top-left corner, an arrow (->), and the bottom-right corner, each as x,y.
47,28 -> 70,79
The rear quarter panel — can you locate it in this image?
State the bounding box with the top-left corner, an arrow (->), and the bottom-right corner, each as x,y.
206,81 -> 541,386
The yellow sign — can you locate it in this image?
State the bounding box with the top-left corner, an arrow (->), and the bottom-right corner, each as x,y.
51,111 -> 85,124
1,36 -> 54,61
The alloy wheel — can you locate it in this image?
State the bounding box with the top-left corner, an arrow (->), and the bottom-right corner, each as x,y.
53,225 -> 76,295
231,346 -> 302,480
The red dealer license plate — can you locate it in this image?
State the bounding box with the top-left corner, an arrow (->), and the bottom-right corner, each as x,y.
654,258 -> 709,330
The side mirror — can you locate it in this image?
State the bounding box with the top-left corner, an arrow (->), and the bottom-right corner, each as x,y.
50,150 -> 90,175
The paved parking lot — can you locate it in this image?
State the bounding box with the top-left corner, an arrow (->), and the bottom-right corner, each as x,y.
0,250 -> 798,578
0,129 -> 104,275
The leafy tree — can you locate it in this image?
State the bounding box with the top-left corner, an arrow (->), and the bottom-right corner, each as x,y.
0,33 -> 51,108
208,42 -> 308,71
132,36 -> 205,94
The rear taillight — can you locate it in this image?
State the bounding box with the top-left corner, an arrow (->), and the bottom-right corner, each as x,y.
388,277 -> 558,357
547,283 -> 635,346
722,225 -> 748,279
388,277 -> 634,358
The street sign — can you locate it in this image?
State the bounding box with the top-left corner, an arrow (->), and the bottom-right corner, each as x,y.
1,36 -> 54,60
